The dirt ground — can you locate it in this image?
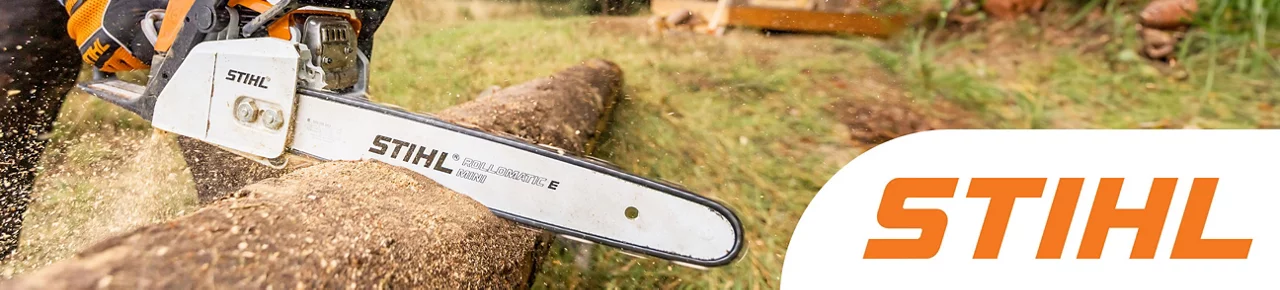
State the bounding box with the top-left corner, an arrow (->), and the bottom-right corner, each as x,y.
819,69 -> 977,147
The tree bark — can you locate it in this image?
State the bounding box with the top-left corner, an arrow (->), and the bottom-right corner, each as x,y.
1,59 -> 623,289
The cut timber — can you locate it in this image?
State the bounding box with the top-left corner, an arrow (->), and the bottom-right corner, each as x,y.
1,59 -> 624,289
728,6 -> 906,37
652,0 -> 728,26
650,0 -> 907,37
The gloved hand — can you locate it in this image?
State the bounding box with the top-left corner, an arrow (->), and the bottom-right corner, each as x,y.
62,0 -> 169,72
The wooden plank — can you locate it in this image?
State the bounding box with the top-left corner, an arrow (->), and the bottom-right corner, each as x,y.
726,6 -> 906,37
650,0 -> 727,24
745,0 -> 808,10
649,0 -> 906,38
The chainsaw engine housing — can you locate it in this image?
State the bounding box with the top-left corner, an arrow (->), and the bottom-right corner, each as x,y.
298,15 -> 359,90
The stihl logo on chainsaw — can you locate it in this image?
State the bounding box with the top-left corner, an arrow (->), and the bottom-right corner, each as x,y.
367,135 -> 562,191
865,177 -> 1253,260
226,69 -> 269,89
368,135 -> 454,175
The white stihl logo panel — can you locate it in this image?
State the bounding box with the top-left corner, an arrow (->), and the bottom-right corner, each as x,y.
782,130 -> 1280,289
289,96 -> 739,262
204,38 -> 299,158
152,38 -> 300,158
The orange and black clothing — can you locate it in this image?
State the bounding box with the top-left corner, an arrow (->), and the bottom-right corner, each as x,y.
59,0 -> 167,72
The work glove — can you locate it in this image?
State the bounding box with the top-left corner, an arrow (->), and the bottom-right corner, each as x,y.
62,0 -> 169,73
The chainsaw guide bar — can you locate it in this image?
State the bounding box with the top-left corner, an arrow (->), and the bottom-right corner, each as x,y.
80,73 -> 744,269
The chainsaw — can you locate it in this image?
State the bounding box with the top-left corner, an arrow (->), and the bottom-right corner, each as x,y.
77,0 -> 743,269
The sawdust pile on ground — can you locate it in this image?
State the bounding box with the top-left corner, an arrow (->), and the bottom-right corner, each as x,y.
3,160 -> 546,289
829,97 -> 975,146
824,70 -> 975,146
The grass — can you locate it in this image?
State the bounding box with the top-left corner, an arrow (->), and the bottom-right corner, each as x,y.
888,0 -> 1279,130
3,0 -> 1277,288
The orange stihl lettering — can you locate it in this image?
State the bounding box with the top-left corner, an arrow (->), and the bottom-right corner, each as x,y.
1171,178 -> 1253,259
967,178 -> 1047,259
85,39 -> 109,63
865,178 -> 1252,260
1077,178 -> 1175,259
1036,178 -> 1084,259
863,178 -> 956,259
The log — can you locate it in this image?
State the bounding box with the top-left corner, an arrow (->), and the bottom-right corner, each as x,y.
176,136 -> 292,204
1,59 -> 623,289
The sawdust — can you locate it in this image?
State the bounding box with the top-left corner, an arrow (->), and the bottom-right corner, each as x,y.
822,70 -> 976,146
2,160 -> 547,289
83,132 -> 193,239
3,130 -> 196,275
829,97 -> 974,146
0,0 -> 81,260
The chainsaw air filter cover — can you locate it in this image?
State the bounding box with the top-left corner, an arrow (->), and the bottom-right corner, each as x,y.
299,15 -> 360,91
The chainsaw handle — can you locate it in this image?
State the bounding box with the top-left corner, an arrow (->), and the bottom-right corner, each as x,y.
136,0 -> 230,121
